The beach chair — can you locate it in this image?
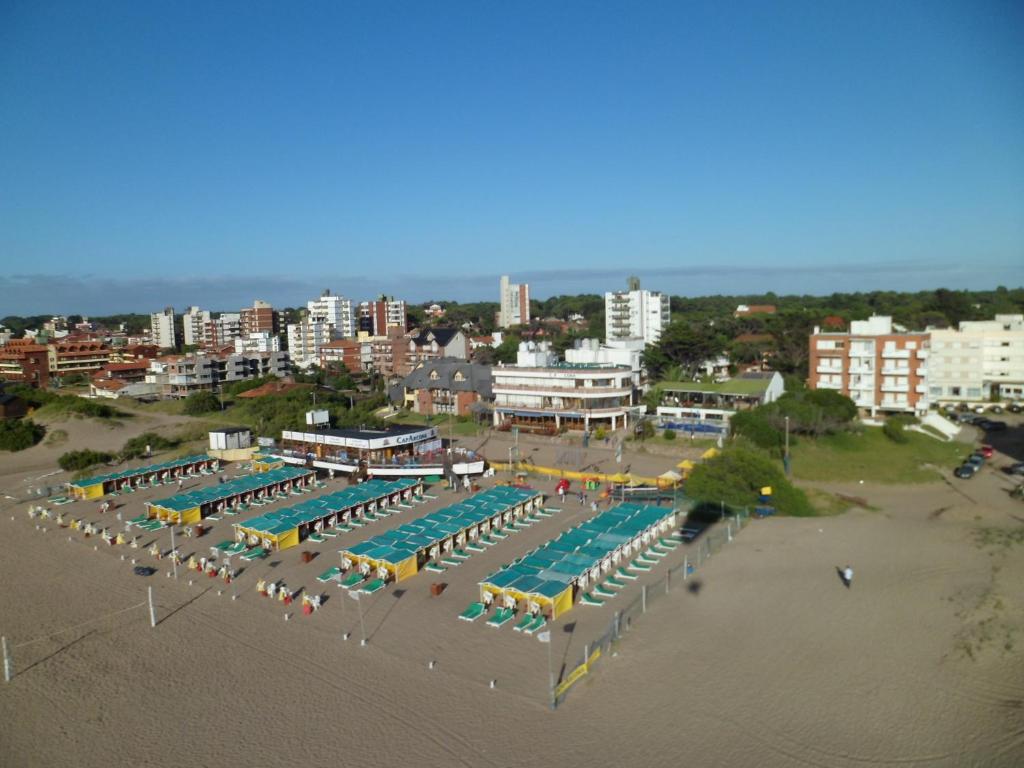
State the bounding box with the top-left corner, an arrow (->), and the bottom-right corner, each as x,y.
513,614 -> 535,631
225,542 -> 247,556
479,536 -> 497,547
349,518 -> 365,528
128,514 -> 148,526
317,566 -> 342,583
211,540 -> 233,554
615,568 -> 637,580
466,542 -> 486,553
440,557 -> 462,567
604,576 -> 626,590
487,607 -> 515,628
308,533 -> 326,544
458,602 -> 486,622
581,593 -> 605,607
334,524 -> 352,533
425,563 -> 447,574
636,553 -> 659,565
523,616 -> 546,635
629,559 -> 651,572
206,515 -> 221,522
360,578 -> 385,595
340,572 -> 365,589
491,530 -> 508,540
242,547 -> 267,561
450,550 -> 470,561
319,530 -> 337,539
659,537 -> 680,549
593,584 -> 616,599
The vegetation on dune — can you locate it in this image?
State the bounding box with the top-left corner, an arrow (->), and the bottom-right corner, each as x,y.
0,419 -> 45,452
58,449 -> 116,472
7,384 -> 125,420
686,445 -> 816,517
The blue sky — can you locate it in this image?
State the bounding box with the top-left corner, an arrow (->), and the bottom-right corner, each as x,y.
1,1 -> 1022,315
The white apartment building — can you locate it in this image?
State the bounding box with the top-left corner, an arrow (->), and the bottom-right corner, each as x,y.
604,277 -> 670,346
308,290 -> 356,338
927,314 -> 1024,403
491,341 -> 634,432
358,296 -> 407,335
150,307 -> 176,349
205,313 -> 242,349
182,306 -> 211,347
498,275 -> 530,328
287,320 -> 334,369
564,337 -> 646,388
234,331 -> 281,355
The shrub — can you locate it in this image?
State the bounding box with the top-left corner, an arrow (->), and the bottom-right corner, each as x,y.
686,445 -> 816,516
662,428 -> 676,440
729,410 -> 783,453
882,416 -> 913,443
58,449 -> 115,472
593,427 -> 607,441
120,431 -> 178,460
0,419 -> 45,451
183,390 -> 221,415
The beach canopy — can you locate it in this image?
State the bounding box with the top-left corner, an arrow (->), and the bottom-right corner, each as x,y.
658,470 -> 683,483
149,466 -> 311,513
70,455 -> 213,490
675,459 -> 695,470
701,448 -> 719,460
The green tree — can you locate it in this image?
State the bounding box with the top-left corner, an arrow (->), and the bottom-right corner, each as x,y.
0,419 -> 45,451
183,390 -> 221,415
686,446 -> 815,516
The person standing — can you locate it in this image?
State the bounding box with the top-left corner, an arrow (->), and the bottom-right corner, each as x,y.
842,565 -> 854,589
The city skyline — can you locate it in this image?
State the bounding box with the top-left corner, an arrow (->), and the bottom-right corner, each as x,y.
2,2 -> 1022,315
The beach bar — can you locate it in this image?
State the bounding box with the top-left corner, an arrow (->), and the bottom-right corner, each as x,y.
340,486 -> 543,585
479,503 -> 677,620
145,466 -> 314,525
234,478 -> 423,551
69,454 -> 218,500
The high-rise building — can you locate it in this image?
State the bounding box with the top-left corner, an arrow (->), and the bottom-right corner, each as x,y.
204,313 -> 242,350
150,307 -> 176,349
498,275 -> 530,328
358,295 -> 407,335
307,290 -> 356,338
808,315 -> 930,415
287,320 -> 334,369
182,306 -> 211,347
927,315 -> 1024,404
240,299 -> 279,337
604,277 -> 670,346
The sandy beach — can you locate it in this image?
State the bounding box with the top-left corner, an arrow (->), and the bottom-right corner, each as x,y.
1,416 -> 1022,767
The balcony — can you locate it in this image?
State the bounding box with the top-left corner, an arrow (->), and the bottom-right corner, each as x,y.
916,367 -> 927,377
492,383 -> 630,396
815,365 -> 843,374
881,383 -> 909,393
880,367 -> 909,376
881,349 -> 910,359
816,380 -> 842,390
916,350 -> 929,360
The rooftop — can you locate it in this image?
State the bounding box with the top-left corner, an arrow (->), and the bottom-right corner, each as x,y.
659,377 -> 775,396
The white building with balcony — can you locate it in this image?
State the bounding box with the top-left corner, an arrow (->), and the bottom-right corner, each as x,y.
307,290 -> 356,338
491,342 -> 634,433
927,314 -> 1024,404
182,306 -> 211,347
150,307 -> 176,350
235,331 -> 281,355
604,277 -> 670,346
287,321 -> 334,369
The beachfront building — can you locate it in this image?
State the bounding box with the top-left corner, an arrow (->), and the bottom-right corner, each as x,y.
491,341 -> 634,433
604,277 -> 670,346
808,315 -> 930,415
654,371 -> 785,434
234,478 -> 422,552
564,337 -> 646,389
47,340 -> 111,382
150,307 -> 176,349
287,320 -> 333,369
393,359 -> 493,416
477,502 -> 678,621
182,306 -> 211,347
240,299 -> 279,337
498,275 -> 530,328
358,295 -> 407,335
69,455 -> 217,500
164,351 -> 290,398
204,313 -> 242,350
340,486 -> 543,586
927,315 -> 1024,405
145,466 -> 314,525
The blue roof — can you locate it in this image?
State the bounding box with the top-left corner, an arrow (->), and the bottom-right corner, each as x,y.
70,455 -> 213,489
148,467 -> 312,513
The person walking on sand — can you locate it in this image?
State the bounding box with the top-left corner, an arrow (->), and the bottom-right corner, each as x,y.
842,565 -> 854,589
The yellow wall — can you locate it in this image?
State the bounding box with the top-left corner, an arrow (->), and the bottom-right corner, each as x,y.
72,483 -> 104,500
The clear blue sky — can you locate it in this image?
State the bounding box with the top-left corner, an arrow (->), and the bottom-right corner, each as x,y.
1,1 -> 1022,315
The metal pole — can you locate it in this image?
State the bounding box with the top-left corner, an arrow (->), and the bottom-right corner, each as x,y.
642,584 -> 647,613
170,525 -> 178,579
357,594 -> 367,646
785,415 -> 790,476
683,555 -> 688,580
547,635 -> 554,709
2,636 -> 11,682
148,586 -> 156,627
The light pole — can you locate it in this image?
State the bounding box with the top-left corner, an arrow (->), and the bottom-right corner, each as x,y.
784,416 -> 791,476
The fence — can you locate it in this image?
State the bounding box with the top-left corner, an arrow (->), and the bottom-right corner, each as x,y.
551,506 -> 752,708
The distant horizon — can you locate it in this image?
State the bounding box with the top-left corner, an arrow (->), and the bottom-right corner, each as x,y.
1,268 -> 1022,319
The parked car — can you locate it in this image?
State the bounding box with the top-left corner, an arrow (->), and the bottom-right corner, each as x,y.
965,453 -> 985,467
1009,403 -> 1023,414
1005,462 -> 1024,476
973,405 -> 987,414
989,405 -> 1003,414
133,565 -> 156,577
954,464 -> 979,479
982,420 -> 1008,432
979,445 -> 995,458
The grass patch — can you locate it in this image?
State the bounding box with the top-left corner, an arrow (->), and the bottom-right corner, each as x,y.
802,488 -> 855,516
918,424 -> 949,441
790,427 -> 971,484
43,429 -> 69,446
390,411 -> 485,438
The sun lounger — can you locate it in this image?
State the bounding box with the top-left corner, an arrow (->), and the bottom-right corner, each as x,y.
317,566 -> 342,582
211,540 -> 233,553
440,557 -> 462,567
659,537 -> 680,549
523,616 -> 546,634
421,493 -> 438,500
242,547 -> 267,561
617,568 -> 638,581
206,515 -> 221,522
604,576 -> 625,589
450,550 -> 470,560
224,542 -> 246,555
581,593 -> 605,607
319,530 -> 337,538
513,614 -> 535,631
308,533 -> 325,544
128,514 -> 148,525
425,563 -> 447,574
630,559 -> 651,572
458,602 -> 486,622
593,584 -> 615,598
360,578 -> 385,595
636,554 -> 658,565
491,530 -> 508,539
479,536 -> 496,546
487,607 -> 515,628
349,518 -> 365,527
334,524 -> 352,533
340,572 -> 364,589
397,503 -> 414,509
466,543 -> 486,553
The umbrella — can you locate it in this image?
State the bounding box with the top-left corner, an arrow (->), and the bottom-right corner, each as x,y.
676,459 -> 695,470
701,447 -> 719,460
607,472 -> 630,484
658,470 -> 683,482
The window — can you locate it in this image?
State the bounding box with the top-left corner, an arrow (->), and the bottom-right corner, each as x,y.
453,371 -> 465,382
429,370 -> 439,380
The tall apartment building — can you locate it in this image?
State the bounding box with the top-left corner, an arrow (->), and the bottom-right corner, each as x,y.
808,315 -> 930,415
307,290 -> 356,338
605,277 -> 670,346
358,295 -> 407,335
182,306 -> 211,347
163,351 -> 290,398
287,320 -> 334,369
928,315 -> 1024,403
204,313 -> 241,350
234,331 -> 281,355
240,299 -> 279,337
498,275 -> 530,328
150,307 -> 176,349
